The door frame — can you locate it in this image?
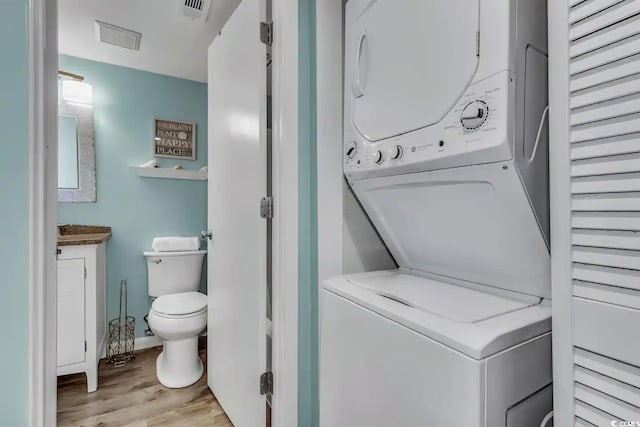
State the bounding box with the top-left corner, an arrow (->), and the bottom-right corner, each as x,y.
315,3 -> 344,424
271,0 -> 300,425
548,0 -> 574,424
316,0 -> 344,284
28,0 -> 59,425
28,0 -> 300,425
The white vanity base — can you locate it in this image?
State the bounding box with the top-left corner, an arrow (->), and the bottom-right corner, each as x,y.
56,242 -> 107,393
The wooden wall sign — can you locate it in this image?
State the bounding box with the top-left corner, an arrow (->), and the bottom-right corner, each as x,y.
154,119 -> 196,160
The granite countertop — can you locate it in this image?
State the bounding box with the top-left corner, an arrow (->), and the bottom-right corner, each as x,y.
57,224 -> 111,246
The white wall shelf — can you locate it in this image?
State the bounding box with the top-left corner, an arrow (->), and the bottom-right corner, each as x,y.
130,166 -> 208,181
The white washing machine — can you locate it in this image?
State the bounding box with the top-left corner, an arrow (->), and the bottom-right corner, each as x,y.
320,0 -> 552,426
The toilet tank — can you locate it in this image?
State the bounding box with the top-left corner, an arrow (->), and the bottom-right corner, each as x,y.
144,250 -> 207,297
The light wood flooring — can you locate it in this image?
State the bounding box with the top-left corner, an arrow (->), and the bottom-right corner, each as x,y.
57,338 -> 233,426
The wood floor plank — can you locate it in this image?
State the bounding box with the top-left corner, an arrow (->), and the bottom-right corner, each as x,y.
57,338 -> 232,427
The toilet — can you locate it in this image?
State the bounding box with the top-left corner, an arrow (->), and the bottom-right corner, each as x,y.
144,249 -> 207,388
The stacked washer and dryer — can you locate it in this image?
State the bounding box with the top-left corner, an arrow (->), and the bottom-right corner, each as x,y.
320,0 -> 552,426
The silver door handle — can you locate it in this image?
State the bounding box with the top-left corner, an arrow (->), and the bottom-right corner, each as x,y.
201,229 -> 213,241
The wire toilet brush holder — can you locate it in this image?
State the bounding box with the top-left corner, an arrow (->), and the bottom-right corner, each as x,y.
107,279 -> 135,367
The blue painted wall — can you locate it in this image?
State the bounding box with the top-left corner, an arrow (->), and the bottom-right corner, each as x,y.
298,0 -> 319,425
0,1 -> 29,424
57,55 -> 208,338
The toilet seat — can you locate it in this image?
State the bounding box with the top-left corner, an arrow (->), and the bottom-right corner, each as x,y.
152,291 -> 207,318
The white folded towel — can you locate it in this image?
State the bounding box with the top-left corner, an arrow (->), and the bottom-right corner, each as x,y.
152,236 -> 200,252
140,159 -> 159,168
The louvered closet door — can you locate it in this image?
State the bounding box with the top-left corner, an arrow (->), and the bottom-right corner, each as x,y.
550,1 -> 640,426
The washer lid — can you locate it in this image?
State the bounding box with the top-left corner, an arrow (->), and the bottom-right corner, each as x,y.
346,0 -> 479,142
349,273 -> 533,323
152,292 -> 207,316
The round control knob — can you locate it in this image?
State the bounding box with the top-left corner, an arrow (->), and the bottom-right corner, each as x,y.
373,150 -> 384,164
388,145 -> 403,160
461,100 -> 489,130
345,142 -> 357,159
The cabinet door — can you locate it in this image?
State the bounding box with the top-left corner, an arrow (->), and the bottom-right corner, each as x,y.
57,258 -> 86,367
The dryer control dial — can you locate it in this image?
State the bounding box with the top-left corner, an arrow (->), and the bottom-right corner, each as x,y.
461,101 -> 489,130
373,150 -> 384,164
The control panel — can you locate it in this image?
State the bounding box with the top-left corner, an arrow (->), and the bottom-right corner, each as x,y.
344,72 -> 513,179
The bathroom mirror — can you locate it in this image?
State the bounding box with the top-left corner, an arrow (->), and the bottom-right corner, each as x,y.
58,100 -> 96,202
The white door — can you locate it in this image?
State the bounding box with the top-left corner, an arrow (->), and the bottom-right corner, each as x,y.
56,258 -> 86,366
206,0 -> 268,425
549,1 -> 640,424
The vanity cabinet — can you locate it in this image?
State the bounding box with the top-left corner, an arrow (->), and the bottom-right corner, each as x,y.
57,258 -> 86,366
56,242 -> 107,393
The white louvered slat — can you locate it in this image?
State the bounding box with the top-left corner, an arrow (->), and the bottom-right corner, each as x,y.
572,230 -> 640,250
570,0 -> 640,40
575,348 -> 640,388
575,383 -> 640,420
570,0 -> 624,24
575,400 -> 620,426
570,37 -> 640,76
571,54 -> 640,92
570,115 -> 640,143
571,135 -> 640,160
572,212 -> 640,230
575,366 -> 640,407
575,417 -> 597,427
574,417 -> 597,427
572,76 -> 640,109
574,281 -> 640,310
572,154 -> 640,177
573,246 -> 640,270
571,15 -> 640,57
572,173 -> 640,194
573,263 -> 640,290
572,193 -> 640,211
571,95 -> 640,125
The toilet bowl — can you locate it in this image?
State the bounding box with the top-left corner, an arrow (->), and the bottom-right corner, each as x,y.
144,248 -> 208,388
148,291 -> 208,388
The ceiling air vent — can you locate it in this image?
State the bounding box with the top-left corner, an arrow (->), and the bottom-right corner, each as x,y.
94,21 -> 142,51
179,0 -> 212,22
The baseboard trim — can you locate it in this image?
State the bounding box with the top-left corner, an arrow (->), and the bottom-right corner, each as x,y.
134,335 -> 162,351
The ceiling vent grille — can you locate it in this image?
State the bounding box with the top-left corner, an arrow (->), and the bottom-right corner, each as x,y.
179,0 -> 212,22
94,21 -> 142,51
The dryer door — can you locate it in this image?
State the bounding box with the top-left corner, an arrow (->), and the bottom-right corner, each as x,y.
346,0 -> 480,142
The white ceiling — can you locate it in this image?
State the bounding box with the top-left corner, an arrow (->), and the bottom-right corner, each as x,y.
58,0 -> 240,82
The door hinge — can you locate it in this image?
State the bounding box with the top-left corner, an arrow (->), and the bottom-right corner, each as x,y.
476,31 -> 480,57
56,248 -> 62,258
260,197 -> 273,219
85,340 -> 87,352
84,266 -> 87,279
260,21 -> 273,46
260,371 -> 273,395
